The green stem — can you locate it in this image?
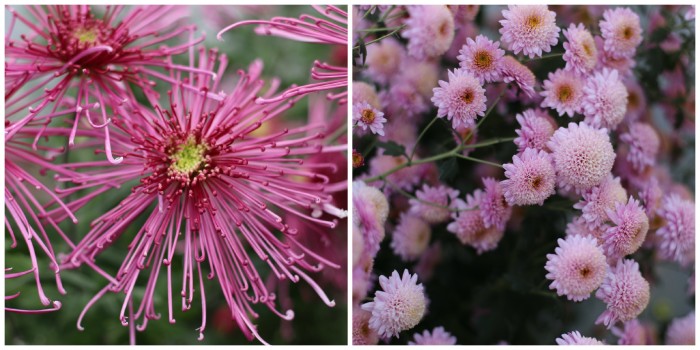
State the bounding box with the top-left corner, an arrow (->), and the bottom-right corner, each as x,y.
383,178 -> 475,212
409,116 -> 438,161
526,52 -> 564,62
355,26 -> 404,33
362,147 -> 458,183
361,5 -> 376,20
353,24 -> 406,50
459,136 -> 516,150
462,85 -> 508,144
454,154 -> 503,168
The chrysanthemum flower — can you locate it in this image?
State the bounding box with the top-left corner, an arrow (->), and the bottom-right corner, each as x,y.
354,181 -> 389,260
624,79 -> 647,121
457,35 -> 505,84
408,327 -> 458,345
391,214 -> 431,262
666,312 -> 695,345
431,69 -> 487,129
362,269 -> 427,339
501,55 -> 537,97
399,58 -> 440,99
599,7 -> 643,59
402,5 -> 455,60
613,319 -> 652,345
562,23 -> 598,75
573,174 -> 628,229
480,177 -> 513,230
581,68 -> 628,130
655,194 -> 695,266
353,101 -> 387,136
352,307 -> 380,345
638,176 -> 663,219
499,5 -> 560,58
352,224 -> 364,267
58,51 -> 345,343
556,331 -> 604,345
595,36 -> 636,76
380,82 -> 430,121
603,197 -> 649,261
596,259 -> 650,328
364,38 -> 404,85
449,5 -> 480,25
447,195 -> 505,254
541,68 -> 585,117
353,81 -> 381,109
547,122 -> 616,192
409,184 -> 460,224
502,148 -> 556,206
565,216 -> 608,244
514,109 -> 557,153
620,123 -> 660,172
545,234 -> 608,301
366,154 -> 429,194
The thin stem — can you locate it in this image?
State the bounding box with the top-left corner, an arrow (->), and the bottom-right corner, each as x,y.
363,147 -> 458,183
361,138 -> 378,157
462,85 -> 508,144
377,6 -> 397,23
526,52 -> 564,62
353,24 -> 406,50
459,136 -> 516,150
383,178 -> 474,212
361,6 -> 376,20
355,26 -> 404,33
409,115 -> 438,161
454,154 -> 503,168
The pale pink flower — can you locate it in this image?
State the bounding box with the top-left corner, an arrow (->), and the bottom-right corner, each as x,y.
565,216 -> 608,245
562,23 -> 598,75
353,81 -> 381,109
541,68 -> 585,117
666,311 -> 695,345
582,68 -> 628,130
457,35 -> 505,83
365,38 -> 404,85
362,270 -> 427,338
408,326 -> 457,345
409,184 -> 460,224
352,307 -> 380,345
619,122 -> 660,172
545,234 -> 608,302
556,331 -> 605,345
612,319 -> 653,345
573,174 -> 628,230
353,101 -> 387,136
501,55 -> 537,97
596,259 -> 650,328
447,195 -> 504,254
391,214 -> 432,261
599,7 -> 643,59
502,148 -> 556,206
402,5 -> 455,60
431,69 -> 487,129
354,181 -> 390,260
656,194 -> 695,266
603,197 -> 649,261
480,177 -> 513,231
499,5 -> 560,58
514,109 -> 557,153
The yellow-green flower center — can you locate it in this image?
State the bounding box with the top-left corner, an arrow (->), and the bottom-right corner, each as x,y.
170,137 -> 207,175
74,27 -> 99,44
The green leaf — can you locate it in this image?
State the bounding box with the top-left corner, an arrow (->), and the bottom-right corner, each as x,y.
376,140 -> 407,158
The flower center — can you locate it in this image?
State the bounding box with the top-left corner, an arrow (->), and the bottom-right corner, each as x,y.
579,265 -> 591,278
461,89 -> 474,104
474,50 -> 493,70
628,91 -> 639,108
352,151 -> 364,168
74,27 -> 99,45
438,20 -> 450,36
170,136 -> 208,175
557,84 -> 573,103
621,26 -> 633,40
525,15 -> 541,30
531,176 -> 542,189
360,109 -> 376,124
582,40 -> 593,56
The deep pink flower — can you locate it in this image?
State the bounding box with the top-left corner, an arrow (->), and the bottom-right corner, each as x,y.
540,68 -> 585,117
545,234 -> 608,302
562,23 -> 598,75
596,259 -> 650,328
431,69 -> 487,129
513,108 -> 557,153
499,5 -> 560,58
501,148 -> 556,206
457,34 -> 505,84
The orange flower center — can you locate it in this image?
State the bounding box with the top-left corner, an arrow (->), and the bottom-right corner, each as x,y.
525,15 -> 541,30
361,109 -> 376,124
461,89 -> 474,104
557,84 -> 573,103
474,50 -> 493,70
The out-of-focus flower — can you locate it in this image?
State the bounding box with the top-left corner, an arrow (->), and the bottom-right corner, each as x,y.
402,5 -> 455,60
655,194 -> 695,266
581,68 -> 628,130
354,81 -> 382,109
602,197 -> 649,261
562,23 -> 598,75
665,311 -> 695,345
352,306 -> 380,345
447,194 -> 504,254
354,181 -> 390,260
540,68 -> 585,117
391,214 -> 431,261
364,38 -> 404,85
409,184 -> 459,224
612,319 -> 654,345
599,7 -> 643,59
514,109 -> 557,153
545,234 -> 608,301
408,326 -> 457,345
502,148 -> 556,206
596,259 -> 650,328
457,34 -> 505,84
565,216 -> 608,244
619,122 -> 660,172
431,69 -> 487,129
555,331 -> 605,345
499,5 -> 560,58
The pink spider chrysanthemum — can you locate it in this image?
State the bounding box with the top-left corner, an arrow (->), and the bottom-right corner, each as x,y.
513,108 -> 557,153
562,23 -> 598,75
353,101 -> 387,136
655,194 -> 695,266
431,69 -> 487,129
480,177 -> 512,231
56,50 -> 346,343
573,174 -> 628,230
457,34 -> 505,84
595,259 -> 650,328
619,122 -> 660,172
555,331 -> 604,345
402,5 -> 455,60
408,326 -> 458,345
218,5 -> 348,103
391,214 -> 431,262
545,234 -> 608,302
501,148 -> 556,206
602,197 -> 649,261
361,269 -> 427,339
499,5 -> 560,58
5,5 -> 205,163
354,181 -> 389,260
666,312 -> 695,345
547,122 -> 616,193
540,68 -> 585,118
500,55 -> 537,97
364,38 -> 404,85
447,195 -> 504,254
409,184 -> 460,224
581,68 -> 628,130
599,7 -> 643,59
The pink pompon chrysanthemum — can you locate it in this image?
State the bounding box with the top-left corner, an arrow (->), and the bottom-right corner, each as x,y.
656,194 -> 695,266
431,69 -> 487,129
501,55 -> 537,97
602,197 -> 649,261
619,122 -> 660,172
361,269 -> 427,339
666,312 -> 695,345
595,36 -> 636,77
581,68 -> 628,130
447,195 -> 504,254
556,331 -> 605,345
354,181 -> 390,260
563,23 -> 598,75
364,37 -> 404,85
540,68 -> 585,117
547,122 -> 616,193
573,174 -> 628,230
502,148 -> 556,206
409,184 -> 460,224
480,177 -> 513,231
457,34 -> 505,84
57,51 -> 346,343
391,214 -> 432,262
499,5 -> 560,58
599,7 -> 643,59
408,326 -> 458,345
218,5 -> 348,104
566,216 -> 608,245
612,319 -> 652,345
514,108 -> 557,153
545,234 -> 608,302
596,259 -> 650,328
353,101 -> 387,136
402,5 -> 455,60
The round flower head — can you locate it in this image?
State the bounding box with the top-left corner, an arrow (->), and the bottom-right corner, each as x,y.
352,307 -> 380,345
656,194 -> 695,266
624,79 -> 647,122
499,5 -> 560,58
409,184 -> 460,224
599,7 -> 643,59
361,269 -> 427,339
547,122 -> 616,192
447,196 -> 504,254
639,176 -> 663,219
400,57 -> 440,99
480,177 -> 512,231
666,312 -> 695,345
402,5 -> 455,60
582,68 -> 628,130
603,197 -> 649,261
595,35 -> 636,77
556,331 -> 605,345
501,55 -> 537,97
619,122 -> 660,172
514,109 -> 557,152
563,23 -> 598,75
408,327 -> 457,345
595,259 -> 650,328
353,101 -> 387,136
457,34 -> 505,83
566,216 -> 608,244
574,174 -> 628,230
391,214 -> 432,261
431,69 -> 487,129
367,154 -> 425,193
613,319 -> 651,345
353,81 -> 381,109
353,181 -> 390,259
381,82 -> 429,122
501,148 -> 556,206
541,68 -> 585,117
545,234 -> 608,301
365,38 -> 404,85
